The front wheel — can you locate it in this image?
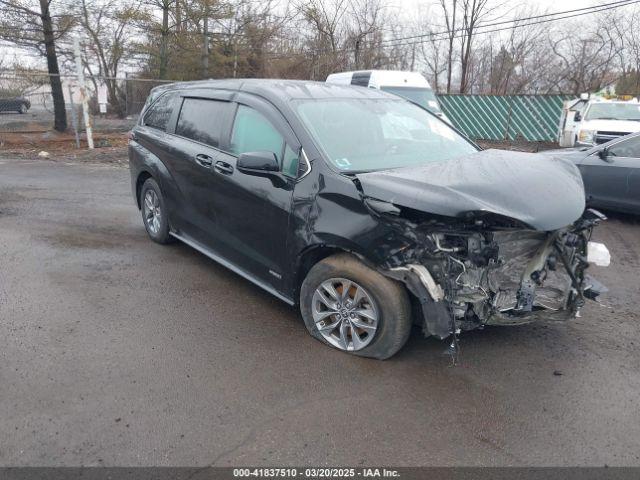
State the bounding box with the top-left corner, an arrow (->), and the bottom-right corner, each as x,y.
18,104 -> 27,114
300,253 -> 412,359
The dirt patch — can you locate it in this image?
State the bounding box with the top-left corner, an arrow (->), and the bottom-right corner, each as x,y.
0,130 -> 128,164
38,224 -> 141,250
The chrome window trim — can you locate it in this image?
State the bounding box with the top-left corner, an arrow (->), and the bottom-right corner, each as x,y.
297,148 -> 312,181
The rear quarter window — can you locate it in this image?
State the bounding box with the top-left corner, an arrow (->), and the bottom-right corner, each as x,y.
143,92 -> 178,131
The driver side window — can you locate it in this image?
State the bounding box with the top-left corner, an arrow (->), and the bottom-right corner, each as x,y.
608,136 -> 640,158
230,105 -> 284,162
230,104 -> 300,178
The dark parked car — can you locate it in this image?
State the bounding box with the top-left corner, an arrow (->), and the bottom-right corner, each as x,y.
129,79 -> 607,359
544,132 -> 640,214
0,96 -> 30,114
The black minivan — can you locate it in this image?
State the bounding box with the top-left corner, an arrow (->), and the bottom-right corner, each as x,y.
129,79 -> 607,359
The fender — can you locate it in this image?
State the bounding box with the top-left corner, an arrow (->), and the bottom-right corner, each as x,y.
129,140 -> 184,227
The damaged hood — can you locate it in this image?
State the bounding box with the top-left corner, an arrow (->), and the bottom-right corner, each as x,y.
356,149 -> 585,231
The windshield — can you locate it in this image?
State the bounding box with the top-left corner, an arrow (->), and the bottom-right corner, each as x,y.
294,98 -> 477,172
585,102 -> 640,121
380,86 -> 442,113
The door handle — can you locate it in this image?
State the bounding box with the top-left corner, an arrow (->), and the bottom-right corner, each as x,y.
195,154 -> 213,167
214,160 -> 234,175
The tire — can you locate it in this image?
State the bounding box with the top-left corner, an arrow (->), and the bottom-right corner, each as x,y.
19,104 -> 27,114
300,253 -> 412,359
139,178 -> 173,244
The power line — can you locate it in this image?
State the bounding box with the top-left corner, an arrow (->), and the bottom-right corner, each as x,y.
264,0 -> 639,59
376,0 -> 638,46
382,0 -> 639,50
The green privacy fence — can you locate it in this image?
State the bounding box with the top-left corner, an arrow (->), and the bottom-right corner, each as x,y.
436,94 -> 573,142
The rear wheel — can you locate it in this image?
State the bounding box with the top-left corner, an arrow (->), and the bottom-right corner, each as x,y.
140,178 -> 172,244
300,253 -> 412,359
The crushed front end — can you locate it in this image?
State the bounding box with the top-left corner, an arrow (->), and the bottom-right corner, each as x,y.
373,205 -> 609,340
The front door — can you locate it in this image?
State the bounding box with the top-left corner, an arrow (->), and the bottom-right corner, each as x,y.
205,96 -> 301,291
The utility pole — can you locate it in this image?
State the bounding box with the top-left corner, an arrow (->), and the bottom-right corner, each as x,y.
202,1 -> 209,78
159,0 -> 169,79
232,36 -> 238,78
74,38 -> 94,149
67,84 -> 80,148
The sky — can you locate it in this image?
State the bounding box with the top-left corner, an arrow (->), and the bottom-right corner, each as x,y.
0,0 -> 632,69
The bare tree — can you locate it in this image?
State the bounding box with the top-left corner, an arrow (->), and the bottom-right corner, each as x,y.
411,10 -> 448,92
347,0 -> 386,70
296,0 -> 349,79
550,24 -> 618,95
78,0 -> 144,116
458,0 -> 502,93
144,0 -> 175,79
0,0 -> 73,131
436,0 -> 458,93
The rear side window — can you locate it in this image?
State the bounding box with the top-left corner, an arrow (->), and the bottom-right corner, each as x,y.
230,105 -> 284,162
175,98 -> 230,148
143,92 -> 177,131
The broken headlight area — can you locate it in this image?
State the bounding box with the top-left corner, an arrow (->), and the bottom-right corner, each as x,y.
374,204 -> 608,340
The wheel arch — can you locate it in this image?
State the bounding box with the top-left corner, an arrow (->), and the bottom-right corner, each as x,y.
135,170 -> 154,209
293,242 -> 378,303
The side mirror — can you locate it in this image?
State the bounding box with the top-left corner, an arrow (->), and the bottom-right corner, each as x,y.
598,148 -> 614,163
574,111 -> 582,122
237,151 -> 279,173
236,151 -> 288,188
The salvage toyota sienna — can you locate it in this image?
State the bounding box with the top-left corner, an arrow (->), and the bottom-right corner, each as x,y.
129,79 -> 609,359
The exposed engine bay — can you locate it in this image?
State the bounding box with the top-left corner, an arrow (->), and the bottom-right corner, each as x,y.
366,201 -> 608,340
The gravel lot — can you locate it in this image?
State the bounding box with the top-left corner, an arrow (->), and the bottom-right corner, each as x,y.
1,155 -> 639,467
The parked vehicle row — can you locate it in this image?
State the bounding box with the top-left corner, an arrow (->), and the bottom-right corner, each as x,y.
129,79 -> 608,359
0,96 -> 31,114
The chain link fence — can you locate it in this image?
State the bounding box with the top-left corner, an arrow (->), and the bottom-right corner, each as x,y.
0,70 -> 171,149
1,69 -> 577,151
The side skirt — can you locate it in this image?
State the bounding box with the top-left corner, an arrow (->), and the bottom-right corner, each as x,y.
170,232 -> 295,306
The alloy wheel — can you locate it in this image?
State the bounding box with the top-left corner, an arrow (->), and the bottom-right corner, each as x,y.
311,278 -> 379,351
143,189 -> 161,235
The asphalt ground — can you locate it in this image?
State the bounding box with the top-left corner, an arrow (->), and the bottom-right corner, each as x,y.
0,155 -> 639,466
